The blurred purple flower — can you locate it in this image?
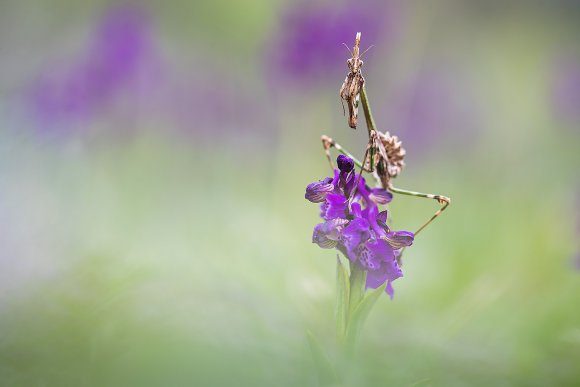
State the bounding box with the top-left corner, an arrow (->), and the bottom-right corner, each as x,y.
551,57 -> 580,124
306,155 -> 412,299
266,0 -> 396,86
25,4 -> 266,140
28,5 -> 159,128
386,67 -> 481,156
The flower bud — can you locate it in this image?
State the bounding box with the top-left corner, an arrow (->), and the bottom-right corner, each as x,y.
337,154 -> 354,173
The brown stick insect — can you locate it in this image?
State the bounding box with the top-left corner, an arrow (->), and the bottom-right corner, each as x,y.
339,32 -> 373,129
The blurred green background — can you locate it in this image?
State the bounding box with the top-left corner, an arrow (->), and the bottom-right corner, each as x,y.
1,0 -> 579,386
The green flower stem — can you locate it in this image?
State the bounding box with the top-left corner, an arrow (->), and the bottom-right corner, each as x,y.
360,84 -> 377,136
341,75 -> 385,360
335,258 -> 350,344
343,261 -> 367,356
360,85 -> 377,179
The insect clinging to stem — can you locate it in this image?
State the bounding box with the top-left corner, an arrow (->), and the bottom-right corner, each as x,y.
339,32 -> 371,129
330,31 -> 450,239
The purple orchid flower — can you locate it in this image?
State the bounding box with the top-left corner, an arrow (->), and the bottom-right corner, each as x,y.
305,155 -> 413,299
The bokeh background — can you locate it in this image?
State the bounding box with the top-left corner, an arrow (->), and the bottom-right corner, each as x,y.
1,0 -> 579,386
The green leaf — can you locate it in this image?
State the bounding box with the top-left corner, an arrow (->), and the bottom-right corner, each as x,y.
335,256 -> 350,342
347,263 -> 367,320
345,280 -> 387,354
306,330 -> 339,386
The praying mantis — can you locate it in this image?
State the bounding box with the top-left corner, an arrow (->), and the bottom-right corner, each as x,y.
339,32 -> 365,129
330,32 -> 450,237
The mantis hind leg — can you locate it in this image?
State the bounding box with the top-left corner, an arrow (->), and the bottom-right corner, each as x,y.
320,138 -> 450,235
388,184 -> 450,236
